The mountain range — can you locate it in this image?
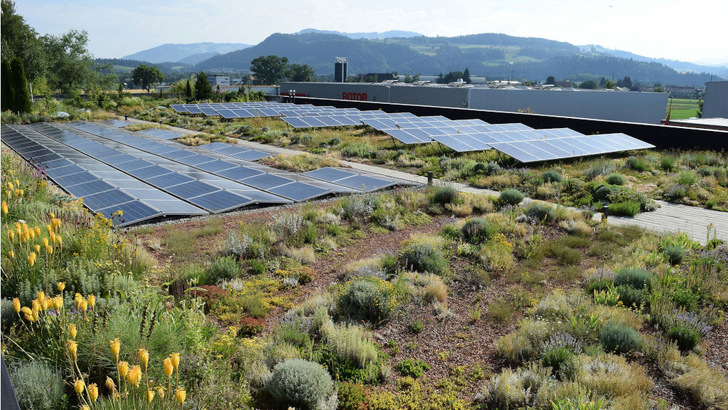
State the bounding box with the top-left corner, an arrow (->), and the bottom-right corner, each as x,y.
111,30 -> 727,86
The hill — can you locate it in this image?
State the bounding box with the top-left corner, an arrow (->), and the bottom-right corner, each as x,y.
297,28 -> 423,39
122,42 -> 250,64
194,32 -> 721,86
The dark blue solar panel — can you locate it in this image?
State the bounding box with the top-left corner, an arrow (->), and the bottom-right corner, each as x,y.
126,165 -> 173,179
304,167 -> 356,181
177,154 -> 215,166
98,201 -> 161,226
269,182 -> 329,201
166,181 -> 219,198
282,117 -> 310,128
64,179 -> 116,197
53,171 -> 98,187
115,159 -> 154,171
82,190 -> 135,211
243,174 -> 293,190
235,150 -> 271,161
335,175 -> 395,191
188,191 -> 253,212
217,166 -> 264,181
146,173 -> 196,188
41,158 -> 74,170
195,160 -> 237,173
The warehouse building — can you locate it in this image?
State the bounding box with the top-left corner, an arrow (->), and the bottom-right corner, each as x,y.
279,82 -> 668,124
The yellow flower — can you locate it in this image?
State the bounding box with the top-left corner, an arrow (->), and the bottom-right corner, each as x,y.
1,201 -> 6,215
47,224 -> 53,235
163,357 -> 174,377
74,379 -> 85,395
170,353 -> 180,372
57,282 -> 65,292
74,293 -> 83,305
105,376 -> 116,393
31,299 -> 40,312
81,406 -> 89,410
138,348 -> 149,372
34,244 -> 41,254
67,340 -> 78,362
53,296 -> 63,310
27,252 -> 36,267
37,291 -> 45,302
42,298 -> 50,311
87,295 -> 95,310
126,365 -> 142,387
7,230 -> 14,243
157,386 -> 166,399
20,307 -> 31,316
175,388 -> 186,406
34,226 -> 41,237
7,182 -> 13,190
7,251 -> 14,259
68,324 -> 77,339
42,237 -> 49,247
78,299 -> 88,312
145,389 -> 155,403
117,361 -> 129,378
109,338 -> 121,363
12,298 -> 20,314
88,383 -> 99,401
56,235 -> 63,246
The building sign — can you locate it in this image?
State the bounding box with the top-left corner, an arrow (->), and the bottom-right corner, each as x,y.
342,92 -> 368,101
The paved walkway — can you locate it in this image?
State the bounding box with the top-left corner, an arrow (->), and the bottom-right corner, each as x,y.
127,118 -> 728,245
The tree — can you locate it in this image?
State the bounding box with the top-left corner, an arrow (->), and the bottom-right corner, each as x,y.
463,67 -> 471,84
41,30 -> 96,93
545,76 -> 556,85
436,73 -> 444,83
131,64 -> 163,91
10,57 -> 31,113
195,71 -> 212,100
579,80 -> 597,89
616,76 -> 632,89
2,0 -> 45,83
250,55 -> 289,85
186,79 -> 192,99
1,59 -> 13,112
287,63 -> 315,82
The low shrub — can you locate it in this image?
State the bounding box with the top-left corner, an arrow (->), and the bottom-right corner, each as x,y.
341,143 -> 374,158
335,277 -> 402,325
615,285 -> 647,308
399,242 -> 448,275
324,323 -> 379,368
625,157 -> 649,172
267,359 -> 335,410
7,360 -> 66,410
663,245 -> 684,265
542,347 -> 575,380
499,188 -> 524,205
485,363 -> 553,409
574,354 -> 652,401
660,156 -> 676,171
542,170 -> 563,183
396,359 -> 430,378
608,201 -> 641,216
460,217 -> 495,244
614,268 -> 653,291
431,186 -> 459,205
524,202 -> 557,222
662,310 -> 711,351
599,323 -> 642,354
408,320 -> 425,334
666,353 -> 728,408
338,382 -> 368,410
677,171 -> 699,186
497,319 -> 552,363
583,161 -> 616,180
206,255 -> 241,284
606,174 -> 627,185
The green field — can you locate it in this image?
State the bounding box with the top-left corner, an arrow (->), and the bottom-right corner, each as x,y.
667,98 -> 700,120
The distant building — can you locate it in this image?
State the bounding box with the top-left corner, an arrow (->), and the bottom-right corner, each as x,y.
355,73 -> 398,83
702,81 -> 728,119
207,73 -> 230,87
334,57 -> 348,82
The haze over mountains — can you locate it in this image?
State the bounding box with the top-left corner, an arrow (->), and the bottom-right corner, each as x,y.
115,29 -> 727,86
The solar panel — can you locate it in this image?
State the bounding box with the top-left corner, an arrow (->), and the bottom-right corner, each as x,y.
166,181 -> 219,199
64,180 -> 115,197
216,166 -> 265,181
269,182 -> 329,201
97,201 -> 162,226
82,189 -> 135,211
242,174 -> 293,190
188,190 -> 253,212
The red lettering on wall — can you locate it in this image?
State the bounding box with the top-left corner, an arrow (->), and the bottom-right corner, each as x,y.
342,92 -> 367,101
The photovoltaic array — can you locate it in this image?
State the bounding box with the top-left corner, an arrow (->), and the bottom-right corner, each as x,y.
171,101 -> 654,162
1,121 -> 413,226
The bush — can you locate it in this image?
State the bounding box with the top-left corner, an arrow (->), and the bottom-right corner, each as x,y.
608,201 -> 641,216
341,143 -> 374,158
499,188 -> 524,205
615,285 -> 647,308
606,174 -> 627,185
8,360 -> 66,410
625,157 -> 648,172
524,202 -> 557,222
542,347 -> 575,380
338,382 -> 368,410
399,242 -> 448,275
431,186 -> 459,205
599,323 -> 642,354
660,156 -> 676,171
396,359 -> 430,378
663,310 -> 711,351
677,171 -> 699,186
663,245 -> 684,265
541,170 -> 562,183
335,277 -> 402,325
267,359 -> 335,410
460,218 -> 495,244
584,161 -> 616,180
205,256 -> 241,284
614,268 -> 653,291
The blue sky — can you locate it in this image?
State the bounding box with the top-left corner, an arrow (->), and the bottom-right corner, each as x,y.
16,0 -> 728,66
